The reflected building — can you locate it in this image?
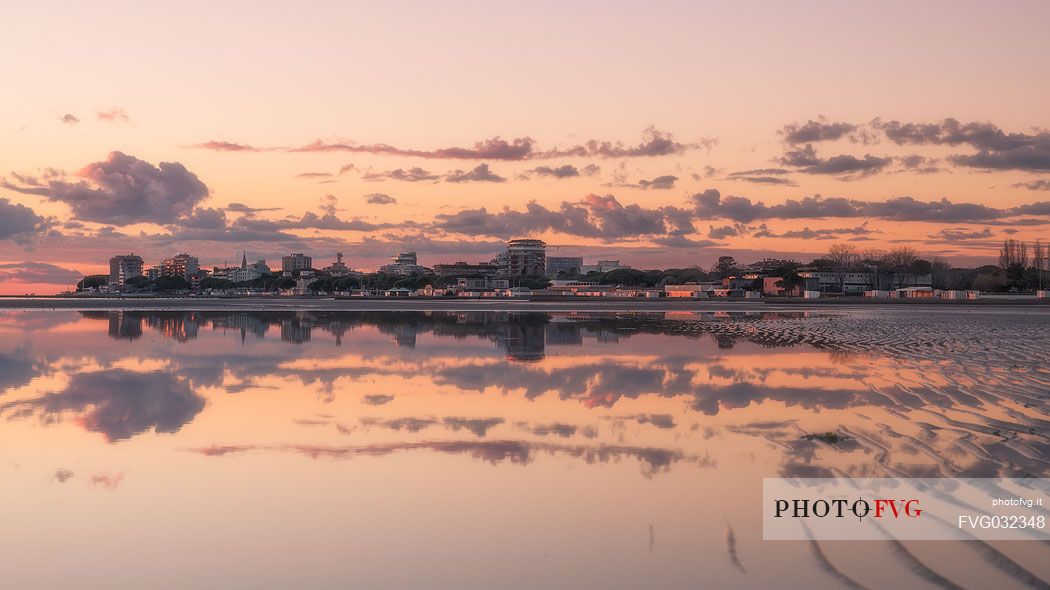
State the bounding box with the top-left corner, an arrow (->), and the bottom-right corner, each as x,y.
107,312 -> 143,341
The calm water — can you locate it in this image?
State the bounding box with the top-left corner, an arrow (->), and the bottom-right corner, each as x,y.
2,308 -> 1049,589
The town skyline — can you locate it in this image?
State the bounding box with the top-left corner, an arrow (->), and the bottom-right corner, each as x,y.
3,1 -> 1050,295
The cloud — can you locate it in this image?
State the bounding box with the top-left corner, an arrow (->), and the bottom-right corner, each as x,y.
433,194 -> 688,242
929,227 -> 994,241
364,193 -> 397,205
753,224 -> 879,240
522,164 -> 585,179
227,202 -> 280,213
530,422 -> 578,437
1,370 -> 204,442
295,171 -> 334,179
3,152 -> 209,225
444,163 -> 506,183
443,417 -> 505,437
362,394 -> 394,405
96,107 -> 130,123
708,225 -> 740,239
637,175 -> 678,190
188,141 -> 261,152
188,439 -> 704,477
1013,180 -> 1050,191
0,198 -> 51,243
361,167 -> 440,182
897,154 -> 943,174
780,120 -> 857,144
542,126 -> 715,158
778,144 -> 892,178
726,169 -> 797,186
0,262 -> 82,285
59,114 -> 79,125
360,416 -> 438,433
179,207 -> 228,230
293,136 -> 536,160
190,128 -> 711,160
874,117 -> 1050,172
691,188 -> 1015,224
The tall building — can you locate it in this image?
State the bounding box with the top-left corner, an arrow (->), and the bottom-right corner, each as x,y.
161,253 -> 199,278
282,253 -> 312,272
324,252 -> 351,275
380,252 -> 426,275
109,254 -> 143,286
546,256 -> 583,277
506,239 -> 546,276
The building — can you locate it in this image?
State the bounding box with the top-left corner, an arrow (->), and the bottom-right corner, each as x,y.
109,254 -> 143,286
380,251 -> 427,275
433,261 -> 502,277
798,270 -> 875,294
324,252 -> 351,276
506,239 -> 546,276
581,259 -> 628,274
546,256 -> 583,277
457,277 -> 510,291
161,253 -> 200,278
282,253 -> 312,272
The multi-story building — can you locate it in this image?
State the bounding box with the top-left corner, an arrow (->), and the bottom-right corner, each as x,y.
432,261 -> 502,277
161,253 -> 200,278
281,253 -> 312,272
581,259 -> 628,274
109,254 -> 143,286
380,252 -> 426,275
506,239 -> 546,276
324,252 -> 351,276
545,256 -> 583,277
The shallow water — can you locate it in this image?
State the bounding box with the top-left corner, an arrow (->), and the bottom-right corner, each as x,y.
1,308 -> 1049,589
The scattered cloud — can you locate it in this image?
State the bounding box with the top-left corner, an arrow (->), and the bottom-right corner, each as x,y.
0,198 -> 51,243
189,141 -> 260,152
189,128 -> 712,160
364,193 -> 397,205
874,117 -> 1050,172
778,144 -> 892,178
96,107 -> 130,124
1014,180 -> 1050,191
637,175 -> 678,190
445,163 -> 506,183
0,261 -> 82,284
59,113 -> 79,125
780,119 -> 857,144
929,227 -> 994,241
3,152 -> 209,225
361,167 -> 441,182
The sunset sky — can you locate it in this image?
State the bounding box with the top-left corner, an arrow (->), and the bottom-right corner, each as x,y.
2,0 -> 1050,294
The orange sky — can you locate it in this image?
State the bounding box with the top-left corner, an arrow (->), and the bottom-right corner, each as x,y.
2,0 -> 1050,294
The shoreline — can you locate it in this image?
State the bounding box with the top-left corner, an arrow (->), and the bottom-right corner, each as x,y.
1,295 -> 1048,312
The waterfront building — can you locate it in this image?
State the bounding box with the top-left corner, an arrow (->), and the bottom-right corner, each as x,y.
108,254 -> 143,286
380,252 -> 426,275
545,256 -> 583,277
282,253 -> 313,272
581,259 -> 628,274
432,261 -> 502,277
324,252 -> 351,276
161,253 -> 200,278
506,239 -> 546,276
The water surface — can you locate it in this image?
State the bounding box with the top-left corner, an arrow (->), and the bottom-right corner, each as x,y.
2,308 -> 1049,589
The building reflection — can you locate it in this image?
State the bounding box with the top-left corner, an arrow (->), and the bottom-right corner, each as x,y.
82,310 -> 808,362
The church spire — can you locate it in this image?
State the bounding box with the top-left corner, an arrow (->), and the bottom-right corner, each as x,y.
241,250 -> 247,269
